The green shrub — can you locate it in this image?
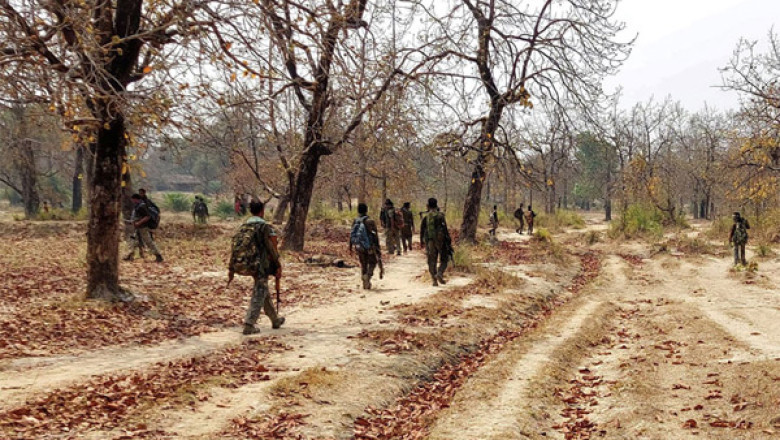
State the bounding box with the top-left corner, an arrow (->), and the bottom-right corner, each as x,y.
451,244 -> 475,273
755,242 -> 774,258
609,204 -> 663,239
533,227 -> 552,242
308,202 -> 355,225
536,209 -> 585,231
215,199 -> 236,219
36,207 -> 88,221
163,193 -> 192,212
584,230 -> 601,245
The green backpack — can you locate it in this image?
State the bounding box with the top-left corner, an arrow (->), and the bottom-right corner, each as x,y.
425,211 -> 446,244
733,220 -> 748,245
229,223 -> 270,277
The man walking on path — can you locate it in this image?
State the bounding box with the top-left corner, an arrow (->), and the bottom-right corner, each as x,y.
513,206 -> 525,234
349,203 -> 382,289
420,197 -> 451,287
489,205 -> 499,237
230,201 -> 285,335
124,194 -> 164,262
382,199 -> 402,256
729,211 -> 750,266
524,205 -> 537,235
400,202 -> 415,254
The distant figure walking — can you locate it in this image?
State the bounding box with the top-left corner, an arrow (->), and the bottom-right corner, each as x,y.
124,193 -> 163,263
420,198 -> 452,287
513,206 -> 525,234
400,202 -> 415,254
381,199 -> 403,256
489,205 -> 499,237
524,205 -> 537,235
349,203 -> 382,289
192,196 -> 209,224
228,201 -> 285,335
729,211 -> 750,266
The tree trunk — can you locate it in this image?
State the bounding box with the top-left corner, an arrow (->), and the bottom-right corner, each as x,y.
86,115 -> 127,301
72,145 -> 84,212
19,140 -> 40,219
459,158 -> 486,243
273,196 -> 289,224
282,150 -> 323,251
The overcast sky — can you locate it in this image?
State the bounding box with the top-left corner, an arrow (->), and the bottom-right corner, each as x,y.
604,0 -> 780,111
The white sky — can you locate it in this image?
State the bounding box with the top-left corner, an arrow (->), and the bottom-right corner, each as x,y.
604,0 -> 780,110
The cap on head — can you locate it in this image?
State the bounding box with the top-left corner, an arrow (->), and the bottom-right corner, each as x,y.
403,202 -> 410,208
386,199 -> 394,207
427,198 -> 438,209
733,211 -> 741,218
358,203 -> 368,215
131,193 -> 142,200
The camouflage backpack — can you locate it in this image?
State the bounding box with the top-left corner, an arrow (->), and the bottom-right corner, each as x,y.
229,222 -> 271,277
733,220 -> 748,245
425,211 -> 446,244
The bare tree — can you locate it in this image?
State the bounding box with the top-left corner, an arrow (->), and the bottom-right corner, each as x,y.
0,0 -> 209,300
416,0 -> 631,242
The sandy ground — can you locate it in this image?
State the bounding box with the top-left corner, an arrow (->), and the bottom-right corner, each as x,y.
1,215 -> 778,439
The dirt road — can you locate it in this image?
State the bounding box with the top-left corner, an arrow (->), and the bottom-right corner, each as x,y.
0,218 -> 778,439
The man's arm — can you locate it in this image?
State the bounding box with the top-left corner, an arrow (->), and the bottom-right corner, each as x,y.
265,226 -> 282,277
420,215 -> 427,247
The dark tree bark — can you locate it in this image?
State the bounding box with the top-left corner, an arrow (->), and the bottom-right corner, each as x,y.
86,114 -> 127,301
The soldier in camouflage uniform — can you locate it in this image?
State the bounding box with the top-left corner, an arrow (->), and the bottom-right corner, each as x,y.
729,211 -> 750,266
349,203 -> 382,289
400,202 -> 415,253
420,197 -> 450,286
124,194 -> 164,263
234,201 -> 285,335
383,199 -> 402,256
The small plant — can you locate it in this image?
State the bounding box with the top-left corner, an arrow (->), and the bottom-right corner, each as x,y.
585,230 -> 601,245
215,199 -> 236,219
536,209 -> 585,231
755,242 -> 774,258
533,227 -> 552,242
163,193 -> 192,212
609,204 -> 663,239
451,245 -> 475,273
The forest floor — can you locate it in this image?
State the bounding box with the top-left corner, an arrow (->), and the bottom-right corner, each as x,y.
0,212 -> 778,439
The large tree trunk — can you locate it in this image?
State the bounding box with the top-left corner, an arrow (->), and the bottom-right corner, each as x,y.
282,150 -> 323,251
459,158 -> 486,243
86,115 -> 127,301
72,145 -> 84,212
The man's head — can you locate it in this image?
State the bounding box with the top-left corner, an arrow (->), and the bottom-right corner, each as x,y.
250,201 -> 265,216
386,199 -> 394,208
358,203 -> 368,215
403,202 -> 410,209
139,188 -> 147,197
493,205 -> 497,210
131,194 -> 142,204
733,211 -> 741,221
427,198 -> 438,209
527,205 -> 532,210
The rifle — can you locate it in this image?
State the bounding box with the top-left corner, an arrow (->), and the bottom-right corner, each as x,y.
275,275 -> 281,311
376,247 -> 384,279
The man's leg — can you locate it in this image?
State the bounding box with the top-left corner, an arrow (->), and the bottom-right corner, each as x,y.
358,251 -> 370,289
262,292 -> 283,328
426,244 -> 439,286
740,244 -> 747,265
733,244 -> 740,265
124,233 -> 140,260
244,277 -> 269,333
139,228 -> 163,261
436,243 -> 449,283
386,232 -> 394,254
394,231 -> 402,255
